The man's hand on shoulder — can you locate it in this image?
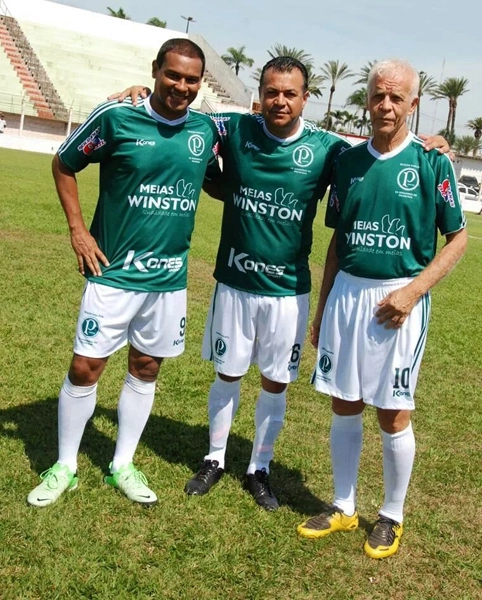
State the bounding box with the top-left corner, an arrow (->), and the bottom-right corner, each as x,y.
418,133 -> 450,154
108,86 -> 151,106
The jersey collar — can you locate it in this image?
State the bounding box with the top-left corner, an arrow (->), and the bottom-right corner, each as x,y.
144,94 -> 189,126
262,117 -> 305,144
367,131 -> 414,160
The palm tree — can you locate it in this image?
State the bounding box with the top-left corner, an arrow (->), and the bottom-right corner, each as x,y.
467,117 -> 482,141
221,46 -> 254,76
354,59 -> 378,85
343,111 -> 357,133
330,109 -> 347,131
346,88 -> 368,135
267,44 -> 314,68
146,17 -> 166,28
106,7 -> 130,19
319,60 -> 354,130
414,72 -> 437,135
430,77 -> 470,138
453,135 -> 481,156
305,64 -> 325,98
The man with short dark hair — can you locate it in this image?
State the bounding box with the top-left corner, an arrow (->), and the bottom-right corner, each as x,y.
183,57 -> 351,510
27,39 -> 220,507
297,59 -> 467,557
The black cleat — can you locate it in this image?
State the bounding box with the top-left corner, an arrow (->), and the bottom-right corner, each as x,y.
244,468 -> 279,511
184,460 -> 224,496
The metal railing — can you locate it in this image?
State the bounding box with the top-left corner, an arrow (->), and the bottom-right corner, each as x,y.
190,34 -> 252,108
0,10 -> 69,120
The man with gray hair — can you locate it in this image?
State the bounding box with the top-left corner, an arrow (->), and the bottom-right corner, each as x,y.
297,59 -> 467,558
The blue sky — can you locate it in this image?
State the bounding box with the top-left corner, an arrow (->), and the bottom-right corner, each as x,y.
51,0 -> 481,136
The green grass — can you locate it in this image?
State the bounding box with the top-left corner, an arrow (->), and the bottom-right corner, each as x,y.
0,148 -> 481,600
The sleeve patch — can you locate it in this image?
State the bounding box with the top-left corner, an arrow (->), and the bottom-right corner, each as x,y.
437,178 -> 455,208
77,127 -> 106,156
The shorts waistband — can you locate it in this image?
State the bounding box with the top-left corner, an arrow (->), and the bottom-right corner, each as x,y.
338,270 -> 414,288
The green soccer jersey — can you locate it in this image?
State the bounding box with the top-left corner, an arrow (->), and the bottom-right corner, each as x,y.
58,97 -> 219,292
326,132 -> 466,279
210,112 -> 350,296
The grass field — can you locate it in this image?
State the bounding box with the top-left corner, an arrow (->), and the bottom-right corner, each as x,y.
0,147 -> 481,600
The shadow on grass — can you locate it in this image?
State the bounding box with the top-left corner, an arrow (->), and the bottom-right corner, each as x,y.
1,397 -> 329,516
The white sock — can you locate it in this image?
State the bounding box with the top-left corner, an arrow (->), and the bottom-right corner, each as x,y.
247,389 -> 287,475
57,376 -> 97,473
205,375 -> 241,469
380,422 -> 415,524
111,373 -> 156,472
331,413 -> 363,516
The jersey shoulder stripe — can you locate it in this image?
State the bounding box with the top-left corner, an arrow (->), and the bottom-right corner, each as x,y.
58,98 -> 142,155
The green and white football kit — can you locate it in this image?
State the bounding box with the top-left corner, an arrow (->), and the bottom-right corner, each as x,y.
28,95 -> 220,508
58,96 -> 219,358
202,113 -> 350,380
313,132 -> 466,408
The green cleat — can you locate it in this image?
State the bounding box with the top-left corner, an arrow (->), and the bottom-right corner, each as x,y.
104,463 -> 157,506
27,463 -> 78,507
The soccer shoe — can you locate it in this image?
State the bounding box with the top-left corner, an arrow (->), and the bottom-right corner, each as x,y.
27,463 -> 78,507
184,459 -> 225,496
104,463 -> 157,506
243,468 -> 279,511
297,505 -> 359,538
364,516 -> 404,559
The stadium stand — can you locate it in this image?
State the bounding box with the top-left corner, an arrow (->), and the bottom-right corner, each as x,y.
0,0 -> 252,130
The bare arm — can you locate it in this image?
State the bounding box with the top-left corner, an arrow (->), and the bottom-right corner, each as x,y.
311,231 -> 339,347
376,228 -> 468,328
52,154 -> 109,276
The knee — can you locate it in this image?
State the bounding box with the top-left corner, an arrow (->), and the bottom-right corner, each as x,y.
377,408 -> 411,434
128,350 -> 162,382
261,376 -> 287,394
218,373 -> 242,383
332,396 -> 364,416
68,355 -> 106,386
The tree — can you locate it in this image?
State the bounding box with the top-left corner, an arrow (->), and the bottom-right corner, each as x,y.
146,17 -> 166,28
453,135 -> 481,156
467,117 -> 482,141
414,72 -> 437,135
305,64 -> 325,99
354,59 -> 378,85
221,46 -> 254,76
346,88 -> 368,135
267,44 -> 314,67
430,77 -> 470,138
106,7 -> 130,19
319,60 -> 354,130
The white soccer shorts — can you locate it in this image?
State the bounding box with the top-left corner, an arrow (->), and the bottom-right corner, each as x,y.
73,281 -> 187,359
202,282 -> 310,383
312,270 -> 431,410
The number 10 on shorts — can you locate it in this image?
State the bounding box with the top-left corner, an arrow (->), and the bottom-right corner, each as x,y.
393,367 -> 410,389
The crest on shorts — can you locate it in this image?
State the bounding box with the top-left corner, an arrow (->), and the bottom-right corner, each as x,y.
318,354 -> 332,374
81,317 -> 100,338
214,338 -> 227,356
